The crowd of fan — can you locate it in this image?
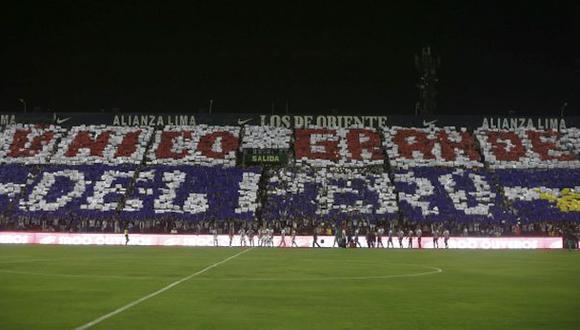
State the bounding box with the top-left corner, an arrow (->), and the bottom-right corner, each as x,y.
0,123 -> 578,240
2,214 -> 577,240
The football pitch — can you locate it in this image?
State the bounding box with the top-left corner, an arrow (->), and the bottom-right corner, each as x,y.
0,245 -> 578,329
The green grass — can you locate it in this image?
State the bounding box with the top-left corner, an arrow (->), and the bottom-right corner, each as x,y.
0,246 -> 579,330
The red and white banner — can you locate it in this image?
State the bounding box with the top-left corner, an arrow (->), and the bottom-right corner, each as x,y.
0,232 -> 563,249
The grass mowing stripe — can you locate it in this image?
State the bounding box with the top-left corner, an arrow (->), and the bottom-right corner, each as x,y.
0,269 -> 174,281
74,247 -> 254,330
0,258 -> 57,264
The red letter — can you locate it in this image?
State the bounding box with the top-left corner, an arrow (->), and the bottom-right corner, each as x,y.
155,131 -> 191,159
392,129 -> 435,159
196,131 -> 238,159
346,129 -> 384,161
526,130 -> 575,161
65,131 -> 111,157
7,129 -> 54,158
295,129 -> 339,161
437,131 -> 480,161
486,131 -> 525,161
114,130 -> 142,158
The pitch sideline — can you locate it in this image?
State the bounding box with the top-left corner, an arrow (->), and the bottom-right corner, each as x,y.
74,247 -> 255,330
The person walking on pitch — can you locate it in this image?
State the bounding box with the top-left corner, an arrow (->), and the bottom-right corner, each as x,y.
247,228 -> 255,247
416,228 -> 423,249
211,227 -> 219,247
376,226 -> 384,248
291,229 -> 298,247
398,229 -> 405,248
387,228 -> 394,248
312,226 -> 321,248
228,226 -> 235,247
279,228 -> 287,247
238,227 -> 246,247
124,227 -> 129,246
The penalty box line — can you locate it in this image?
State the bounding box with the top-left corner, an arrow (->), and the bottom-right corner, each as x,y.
74,247 -> 255,330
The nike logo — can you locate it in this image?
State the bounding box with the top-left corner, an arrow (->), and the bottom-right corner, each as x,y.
237,118 -> 253,125
422,119 -> 438,126
56,117 -> 71,125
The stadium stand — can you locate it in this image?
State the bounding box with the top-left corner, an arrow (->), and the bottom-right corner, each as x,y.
262,167 -> 398,222
0,118 -> 578,238
0,124 -> 66,164
294,127 -> 384,167
240,125 -> 292,150
148,125 -> 240,166
496,169 -> 580,222
383,126 -> 482,169
474,127 -> 580,169
50,125 -> 153,165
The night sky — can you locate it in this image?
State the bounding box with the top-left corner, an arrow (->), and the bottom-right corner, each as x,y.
1,1 -> 579,116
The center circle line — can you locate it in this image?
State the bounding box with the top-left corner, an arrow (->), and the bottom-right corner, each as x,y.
192,264 -> 444,281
